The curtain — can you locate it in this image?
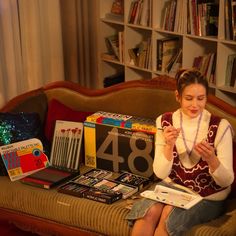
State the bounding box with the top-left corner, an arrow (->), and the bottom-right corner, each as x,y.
0,0 -> 97,107
60,0 -> 98,88
0,0 -> 24,107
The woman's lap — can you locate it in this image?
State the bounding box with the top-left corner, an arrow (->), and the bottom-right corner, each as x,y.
126,198 -> 225,235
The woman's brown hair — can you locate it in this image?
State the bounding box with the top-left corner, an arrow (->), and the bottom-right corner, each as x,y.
175,69 -> 209,96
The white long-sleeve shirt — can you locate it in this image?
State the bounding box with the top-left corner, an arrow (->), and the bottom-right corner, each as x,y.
153,109 -> 234,200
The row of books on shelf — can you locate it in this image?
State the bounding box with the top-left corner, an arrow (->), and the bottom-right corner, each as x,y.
162,0 -> 179,32
103,32 -> 234,87
102,29 -> 235,87
58,169 -> 150,204
189,0 -> 219,36
128,0 -> 151,27
161,0 -> 219,36
107,0 -> 236,42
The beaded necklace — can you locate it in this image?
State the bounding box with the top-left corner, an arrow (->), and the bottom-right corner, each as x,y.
180,111 -> 203,156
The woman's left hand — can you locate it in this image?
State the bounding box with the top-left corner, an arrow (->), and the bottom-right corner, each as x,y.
194,140 -> 220,171
194,140 -> 216,161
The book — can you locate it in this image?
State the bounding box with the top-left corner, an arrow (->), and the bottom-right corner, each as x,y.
156,37 -> 180,72
225,54 -> 236,86
205,53 -> 215,82
225,0 -> 232,40
118,31 -> 124,63
0,138 -> 49,181
230,56 -> 236,87
128,0 -> 139,24
169,48 -> 182,75
209,51 -> 217,84
105,12 -> 124,22
205,2 -> 219,36
141,182 -> 203,209
140,0 -> 150,27
165,48 -> 182,73
105,34 -> 120,60
21,121 -> 84,189
101,52 -> 117,61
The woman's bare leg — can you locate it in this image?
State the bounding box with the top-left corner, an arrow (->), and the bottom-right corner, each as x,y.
131,203 -> 164,236
154,205 -> 173,236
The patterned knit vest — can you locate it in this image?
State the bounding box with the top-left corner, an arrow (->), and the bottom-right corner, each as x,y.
161,112 -> 225,197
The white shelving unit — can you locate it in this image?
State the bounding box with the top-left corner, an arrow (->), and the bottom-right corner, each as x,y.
97,0 -> 236,106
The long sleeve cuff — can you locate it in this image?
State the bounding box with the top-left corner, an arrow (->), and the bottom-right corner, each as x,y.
211,163 -> 234,187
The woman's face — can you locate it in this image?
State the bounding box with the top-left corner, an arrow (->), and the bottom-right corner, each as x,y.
176,83 -> 207,118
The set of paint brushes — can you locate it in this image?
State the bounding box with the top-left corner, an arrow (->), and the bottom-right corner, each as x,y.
50,120 -> 83,170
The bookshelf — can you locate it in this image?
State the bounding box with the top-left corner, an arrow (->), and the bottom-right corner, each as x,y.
97,0 -> 236,106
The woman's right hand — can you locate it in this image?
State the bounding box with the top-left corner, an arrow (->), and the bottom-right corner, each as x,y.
163,126 -> 180,147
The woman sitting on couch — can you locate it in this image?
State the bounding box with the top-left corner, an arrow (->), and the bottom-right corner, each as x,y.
127,69 -> 234,236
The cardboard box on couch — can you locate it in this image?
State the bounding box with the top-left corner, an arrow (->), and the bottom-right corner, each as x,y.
84,111 -> 156,178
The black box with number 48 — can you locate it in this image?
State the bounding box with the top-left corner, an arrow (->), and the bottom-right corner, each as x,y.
84,111 -> 156,178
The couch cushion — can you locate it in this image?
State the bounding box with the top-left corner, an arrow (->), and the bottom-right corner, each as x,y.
44,99 -> 92,142
0,166 -> 131,236
10,92 -> 48,125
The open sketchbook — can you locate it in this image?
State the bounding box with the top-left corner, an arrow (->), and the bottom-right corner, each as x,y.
141,182 -> 203,209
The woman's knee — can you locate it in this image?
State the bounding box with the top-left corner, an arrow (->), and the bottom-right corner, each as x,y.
144,203 -> 165,222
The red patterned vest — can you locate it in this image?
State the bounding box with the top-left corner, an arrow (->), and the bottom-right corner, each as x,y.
161,112 -> 225,197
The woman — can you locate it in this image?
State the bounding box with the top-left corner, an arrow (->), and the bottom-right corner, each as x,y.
126,69 -> 234,236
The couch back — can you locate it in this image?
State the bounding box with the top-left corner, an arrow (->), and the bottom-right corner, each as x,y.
43,79 -> 236,138
1,77 -> 236,139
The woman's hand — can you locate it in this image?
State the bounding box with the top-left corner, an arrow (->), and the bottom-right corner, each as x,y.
163,126 -> 180,148
162,126 -> 180,161
194,140 -> 220,172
